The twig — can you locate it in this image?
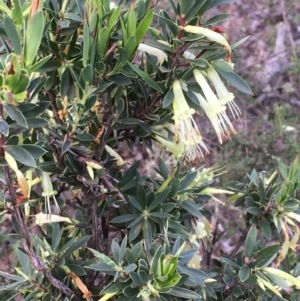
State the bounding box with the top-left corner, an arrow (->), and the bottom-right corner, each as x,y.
206,219 -> 219,269
4,166 -> 81,301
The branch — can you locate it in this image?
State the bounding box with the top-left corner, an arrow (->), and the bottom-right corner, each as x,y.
4,166 -> 81,301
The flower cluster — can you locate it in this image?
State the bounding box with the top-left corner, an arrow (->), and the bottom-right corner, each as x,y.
153,25 -> 242,163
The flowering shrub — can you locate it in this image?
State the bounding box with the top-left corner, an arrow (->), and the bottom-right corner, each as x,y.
0,0 -> 300,301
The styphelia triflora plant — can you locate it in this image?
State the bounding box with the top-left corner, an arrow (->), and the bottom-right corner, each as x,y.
0,1 -> 300,301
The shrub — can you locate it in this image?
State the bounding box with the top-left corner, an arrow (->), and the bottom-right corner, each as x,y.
0,0 -> 300,301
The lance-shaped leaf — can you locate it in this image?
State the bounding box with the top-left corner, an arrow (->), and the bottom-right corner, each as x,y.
24,11 -> 45,67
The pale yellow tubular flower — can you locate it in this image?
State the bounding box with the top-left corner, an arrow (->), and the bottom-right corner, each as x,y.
41,171 -> 60,215
172,80 -> 209,161
285,212 -> 300,223
193,69 -> 224,114
258,276 -> 282,297
183,51 -> 196,60
192,217 -> 212,240
181,25 -> 231,54
137,43 -> 167,66
99,292 -> 118,301
193,69 -> 236,138
207,65 -> 241,120
35,213 -> 74,226
154,134 -> 184,158
256,276 -> 266,291
200,187 -> 234,204
262,267 -> 300,289
5,151 -> 30,198
193,92 -> 233,144
105,145 -> 126,166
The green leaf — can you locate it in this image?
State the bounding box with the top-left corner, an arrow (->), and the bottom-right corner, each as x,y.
66,264 -> 86,276
4,16 -> 22,55
75,133 -> 95,141
24,11 -> 44,66
244,225 -> 257,258
220,257 -> 240,268
128,195 -> 143,212
111,214 -> 138,224
107,6 -> 121,33
34,59 -> 61,73
4,145 -> 36,167
167,287 -> 201,299
212,59 -> 234,73
181,201 -> 203,218
163,88 -> 174,108
264,272 -> 291,288
129,220 -> 143,241
135,10 -> 154,45
231,36 -> 251,49
0,120 -> 9,136
3,103 -> 27,128
124,35 -> 137,58
179,171 -> 198,190
97,27 -> 108,56
0,281 -> 25,292
255,244 -> 280,268
0,271 -> 24,281
119,235 -> 127,265
81,64 -> 94,83
101,281 -> 129,294
20,145 -> 47,159
82,21 -> 90,66
261,218 -> 272,239
238,265 -> 250,282
0,0 -> 11,15
60,68 -> 70,98
26,117 -> 49,128
128,62 -> 163,92
185,0 -> 207,22
217,70 -> 253,94
247,207 -> 262,215
148,188 -> 171,211
180,0 -> 195,16
22,101 -> 50,118
118,161 -> 139,188
17,249 -> 30,273
204,13 -> 229,26
111,240 -> 121,264
61,235 -> 91,258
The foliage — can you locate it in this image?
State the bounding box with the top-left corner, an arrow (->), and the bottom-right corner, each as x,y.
0,0 -> 299,301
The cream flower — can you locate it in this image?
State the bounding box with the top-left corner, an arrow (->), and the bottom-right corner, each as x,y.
193,69 -> 224,114
193,91 -> 235,144
172,80 -> 209,161
181,25 -> 231,54
154,134 -> 184,158
137,43 -> 167,66
207,65 -> 241,119
41,171 -> 60,215
192,217 -> 212,240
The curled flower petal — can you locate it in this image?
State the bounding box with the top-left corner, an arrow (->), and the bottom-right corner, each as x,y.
181,25 -> 231,54
137,43 -> 167,66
